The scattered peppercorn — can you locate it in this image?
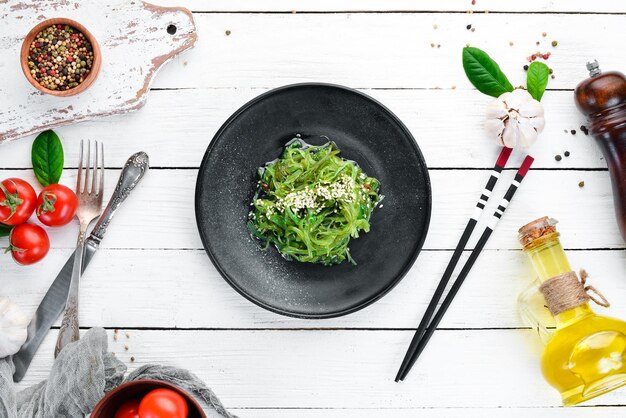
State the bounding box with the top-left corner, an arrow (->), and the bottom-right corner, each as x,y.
509,41 -> 514,46
433,24 -> 438,29
580,125 -> 589,135
471,0 -> 476,5
549,68 -> 553,74
124,345 -> 129,351
555,155 -> 562,161
27,24 -> 94,91
542,32 -> 547,37
130,356 -> 135,362
437,44 -> 441,48
551,40 -> 558,47
523,65 -> 529,71
536,41 -> 540,46
466,24 -> 472,30
113,334 -> 118,341
571,129 -> 576,135
564,129 -> 568,134
225,30 -> 231,36
578,181 -> 585,188
564,151 -> 570,157
551,74 -> 555,79
527,51 -> 551,62
471,27 -> 476,32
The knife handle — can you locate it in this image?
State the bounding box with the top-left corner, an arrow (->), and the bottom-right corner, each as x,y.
90,152 -> 149,243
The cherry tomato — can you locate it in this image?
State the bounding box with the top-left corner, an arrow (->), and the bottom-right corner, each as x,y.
114,399 -> 141,418
36,184 -> 78,227
139,388 -> 189,418
0,178 -> 37,225
9,223 -> 50,265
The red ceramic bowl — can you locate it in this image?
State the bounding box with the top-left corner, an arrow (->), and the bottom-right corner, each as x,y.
91,379 -> 206,418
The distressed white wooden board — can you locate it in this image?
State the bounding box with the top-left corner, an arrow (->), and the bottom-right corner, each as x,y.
16,329 -> 626,408
0,89 -> 600,169
156,0 -> 626,13
0,0 -> 197,143
151,13 -> 626,89
0,168 -> 618,250
2,249 -> 626,329
225,409 -> 626,418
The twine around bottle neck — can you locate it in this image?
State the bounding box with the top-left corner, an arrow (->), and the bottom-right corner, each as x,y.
539,269 -> 610,316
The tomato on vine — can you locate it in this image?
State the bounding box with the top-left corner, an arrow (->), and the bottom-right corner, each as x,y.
8,223 -> 50,265
36,184 -> 78,227
0,178 -> 37,226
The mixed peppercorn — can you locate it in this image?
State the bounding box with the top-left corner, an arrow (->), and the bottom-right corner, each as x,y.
27,24 -> 94,91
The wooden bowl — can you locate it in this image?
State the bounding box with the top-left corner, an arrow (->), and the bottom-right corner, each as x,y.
90,379 -> 207,418
20,18 -> 102,97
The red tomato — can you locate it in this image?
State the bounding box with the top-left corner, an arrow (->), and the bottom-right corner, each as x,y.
139,388 -> 189,418
0,178 -> 37,225
9,223 -> 49,265
36,184 -> 78,227
114,399 -> 141,418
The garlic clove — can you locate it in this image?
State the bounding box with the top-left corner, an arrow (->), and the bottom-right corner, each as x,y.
503,89 -> 528,109
501,119 -> 520,148
0,296 -> 29,358
486,99 -> 508,119
528,114 -> 546,134
517,118 -> 540,148
485,118 -> 506,146
519,98 -> 545,119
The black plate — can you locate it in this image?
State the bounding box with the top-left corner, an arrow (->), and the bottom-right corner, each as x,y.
195,83 -> 431,318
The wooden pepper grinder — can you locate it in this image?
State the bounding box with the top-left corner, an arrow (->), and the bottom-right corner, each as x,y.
575,61 -> 626,241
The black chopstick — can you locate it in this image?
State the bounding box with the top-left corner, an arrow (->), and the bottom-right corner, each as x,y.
394,146 -> 513,382
396,154 -> 535,382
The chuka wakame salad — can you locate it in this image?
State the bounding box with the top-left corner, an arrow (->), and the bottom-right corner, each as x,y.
248,138 -> 382,265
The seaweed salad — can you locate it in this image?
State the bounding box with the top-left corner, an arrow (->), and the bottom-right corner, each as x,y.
248,138 -> 382,265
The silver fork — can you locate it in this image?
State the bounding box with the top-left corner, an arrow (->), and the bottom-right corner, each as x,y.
54,140 -> 104,357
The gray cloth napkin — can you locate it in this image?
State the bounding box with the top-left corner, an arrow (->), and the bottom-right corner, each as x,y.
0,328 -> 237,418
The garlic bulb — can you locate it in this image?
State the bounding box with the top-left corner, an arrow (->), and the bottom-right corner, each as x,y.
485,88 -> 545,149
0,297 -> 29,358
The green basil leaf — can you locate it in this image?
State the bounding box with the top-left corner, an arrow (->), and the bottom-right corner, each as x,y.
32,130 -> 64,187
0,223 -> 11,238
526,61 -> 550,101
462,47 -> 514,98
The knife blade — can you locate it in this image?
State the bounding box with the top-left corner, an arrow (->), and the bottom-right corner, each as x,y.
11,151 -> 149,382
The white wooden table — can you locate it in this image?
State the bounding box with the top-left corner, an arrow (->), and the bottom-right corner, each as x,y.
2,1 -> 626,416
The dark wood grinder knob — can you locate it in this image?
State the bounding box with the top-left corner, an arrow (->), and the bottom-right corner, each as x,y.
575,61 -> 626,241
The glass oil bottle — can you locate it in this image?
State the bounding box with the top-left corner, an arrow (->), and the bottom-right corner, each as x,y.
518,216 -> 626,405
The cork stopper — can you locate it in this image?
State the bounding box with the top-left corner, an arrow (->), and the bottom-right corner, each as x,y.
518,216 -> 558,248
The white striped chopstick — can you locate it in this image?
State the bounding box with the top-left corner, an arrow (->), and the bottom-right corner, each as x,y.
396,152 -> 534,382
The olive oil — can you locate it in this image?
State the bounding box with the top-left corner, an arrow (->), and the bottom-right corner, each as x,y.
519,217 -> 626,405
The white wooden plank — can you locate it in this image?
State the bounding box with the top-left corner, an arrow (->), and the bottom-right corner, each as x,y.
0,168 -> 619,250
16,329 -> 626,408
156,0 -> 626,13
151,13 -> 626,89
0,89 -> 600,169
228,408 -> 626,418
2,248 -> 625,330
